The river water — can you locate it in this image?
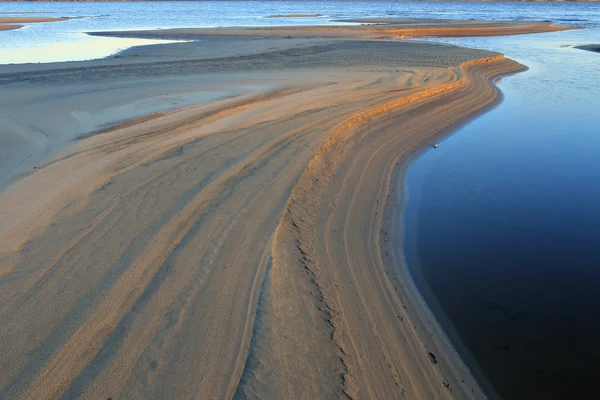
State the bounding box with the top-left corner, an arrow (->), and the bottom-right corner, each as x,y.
2,2 -> 599,399
404,13 -> 600,400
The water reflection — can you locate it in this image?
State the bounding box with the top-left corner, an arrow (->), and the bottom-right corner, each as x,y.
405,25 -> 600,400
0,34 -> 186,64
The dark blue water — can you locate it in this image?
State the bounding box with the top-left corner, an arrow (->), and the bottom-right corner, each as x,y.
405,19 -> 600,400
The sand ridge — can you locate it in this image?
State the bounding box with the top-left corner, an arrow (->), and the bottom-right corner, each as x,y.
238,55 -> 523,400
0,38 -> 499,188
89,17 -> 574,41
0,35 -> 523,399
1,16 -> 571,397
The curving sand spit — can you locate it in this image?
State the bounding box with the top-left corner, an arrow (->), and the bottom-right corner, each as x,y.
90,17 -> 573,40
0,36 -> 523,399
0,16 -> 73,31
0,20 -> 559,399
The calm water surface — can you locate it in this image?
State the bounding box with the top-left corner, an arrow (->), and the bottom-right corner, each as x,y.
405,21 -> 600,400
2,1 -> 600,399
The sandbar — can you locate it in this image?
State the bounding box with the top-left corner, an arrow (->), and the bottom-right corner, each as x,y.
0,19 -> 566,399
0,16 -> 74,31
89,17 -> 573,40
0,24 -> 22,31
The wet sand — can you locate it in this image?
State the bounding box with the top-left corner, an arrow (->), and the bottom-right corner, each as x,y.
0,20 -> 557,399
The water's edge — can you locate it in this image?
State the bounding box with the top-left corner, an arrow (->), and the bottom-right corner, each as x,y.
390,67 -> 525,400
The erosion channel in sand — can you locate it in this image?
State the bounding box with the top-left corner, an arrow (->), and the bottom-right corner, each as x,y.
0,20 -> 566,400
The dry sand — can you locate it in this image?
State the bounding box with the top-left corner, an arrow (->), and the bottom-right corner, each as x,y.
0,20 -> 558,400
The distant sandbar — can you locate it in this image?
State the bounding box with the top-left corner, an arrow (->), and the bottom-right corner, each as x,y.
0,16 -> 74,31
89,17 -> 575,41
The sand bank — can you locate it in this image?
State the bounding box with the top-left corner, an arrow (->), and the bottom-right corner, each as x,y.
265,13 -> 323,18
575,44 -> 600,53
0,17 -> 72,24
0,24 -> 22,31
0,16 -> 73,31
0,21 -> 541,400
90,17 -> 573,40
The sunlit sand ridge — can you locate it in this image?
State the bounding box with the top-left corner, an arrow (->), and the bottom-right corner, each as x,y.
0,20 -> 563,400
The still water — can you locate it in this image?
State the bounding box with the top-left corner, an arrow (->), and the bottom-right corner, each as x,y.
405,24 -> 600,400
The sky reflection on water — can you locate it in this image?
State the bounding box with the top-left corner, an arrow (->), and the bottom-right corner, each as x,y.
405,23 -> 600,400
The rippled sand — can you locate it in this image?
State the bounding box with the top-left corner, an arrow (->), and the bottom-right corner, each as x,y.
0,21 -> 541,399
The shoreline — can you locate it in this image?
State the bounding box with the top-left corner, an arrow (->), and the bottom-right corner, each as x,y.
0,21 -> 552,399
391,67 -> 525,400
257,55 -> 523,399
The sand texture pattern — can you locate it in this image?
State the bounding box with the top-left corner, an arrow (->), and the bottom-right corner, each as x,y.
0,32 -> 525,400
